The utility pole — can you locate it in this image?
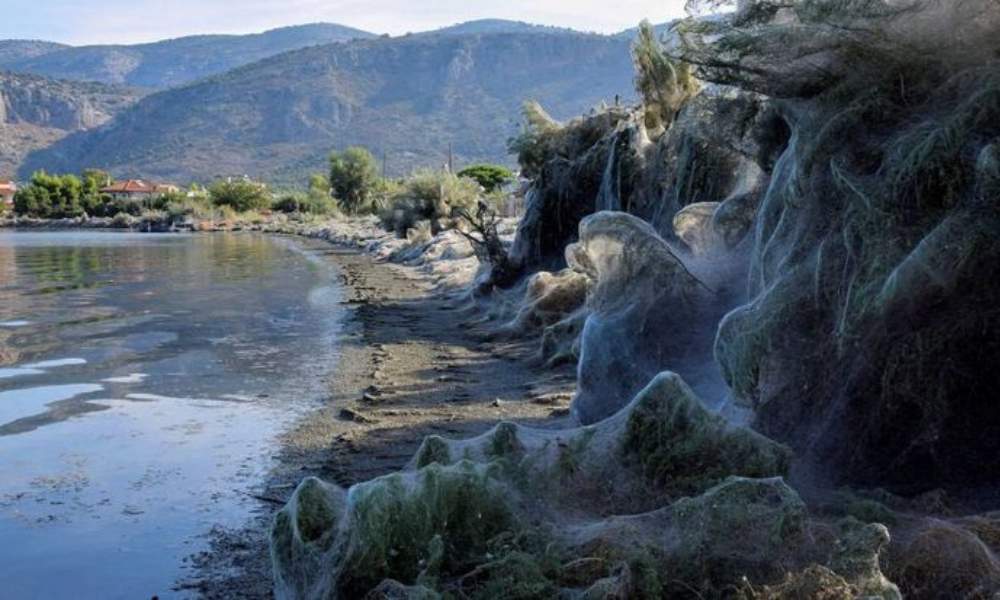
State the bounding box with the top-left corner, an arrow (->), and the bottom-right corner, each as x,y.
447,142 -> 454,174
382,150 -> 387,179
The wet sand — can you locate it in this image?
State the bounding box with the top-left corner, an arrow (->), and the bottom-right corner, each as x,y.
187,242 -> 576,598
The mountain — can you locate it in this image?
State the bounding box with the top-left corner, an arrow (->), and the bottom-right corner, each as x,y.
22,31 -> 637,185
614,20 -> 679,38
0,71 -> 141,178
0,24 -> 375,88
0,40 -> 68,64
430,19 -> 582,36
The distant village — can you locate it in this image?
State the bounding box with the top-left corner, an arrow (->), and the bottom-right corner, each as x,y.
1,177 -> 183,209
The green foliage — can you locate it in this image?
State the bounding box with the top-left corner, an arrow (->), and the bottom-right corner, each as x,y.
632,20 -> 699,132
80,169 -> 113,215
329,147 -> 380,214
457,164 -> 514,192
621,373 -> 792,495
14,171 -> 85,218
486,423 -> 523,459
465,551 -> 559,600
556,428 -> 596,477
380,169 -> 481,235
273,174 -> 339,215
340,462 -> 517,595
208,179 -> 271,212
507,100 -> 562,180
415,436 -> 453,469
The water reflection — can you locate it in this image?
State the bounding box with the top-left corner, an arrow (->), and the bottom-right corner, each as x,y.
0,231 -> 342,599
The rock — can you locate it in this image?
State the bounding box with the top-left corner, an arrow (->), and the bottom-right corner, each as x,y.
338,407 -> 376,424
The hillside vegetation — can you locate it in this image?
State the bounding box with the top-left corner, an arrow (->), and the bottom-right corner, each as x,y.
0,24 -> 375,88
21,31 -> 636,184
0,40 -> 68,64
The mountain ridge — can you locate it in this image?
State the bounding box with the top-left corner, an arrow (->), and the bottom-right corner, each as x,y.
21,30 -> 638,184
0,23 -> 376,88
0,71 -> 141,178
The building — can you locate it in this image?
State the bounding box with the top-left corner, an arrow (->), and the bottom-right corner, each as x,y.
99,179 -> 179,201
0,181 -> 16,209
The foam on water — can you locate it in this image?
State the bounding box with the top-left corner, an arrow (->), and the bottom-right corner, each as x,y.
21,358 -> 88,369
0,320 -> 32,328
101,373 -> 148,384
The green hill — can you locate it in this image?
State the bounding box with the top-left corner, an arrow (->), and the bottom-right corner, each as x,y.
22,31 -> 637,185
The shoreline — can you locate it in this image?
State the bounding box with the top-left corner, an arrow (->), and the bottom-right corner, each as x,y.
177,232 -> 576,597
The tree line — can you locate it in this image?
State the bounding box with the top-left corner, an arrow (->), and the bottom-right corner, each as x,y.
3,151 -> 515,224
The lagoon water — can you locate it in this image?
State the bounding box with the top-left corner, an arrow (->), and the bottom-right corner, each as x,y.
0,231 -> 343,599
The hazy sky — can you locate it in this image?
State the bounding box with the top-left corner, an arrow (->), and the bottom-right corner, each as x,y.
2,0 -> 690,45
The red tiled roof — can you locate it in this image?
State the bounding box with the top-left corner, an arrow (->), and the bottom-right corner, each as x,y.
0,181 -> 15,192
100,180 -> 177,194
100,179 -> 156,193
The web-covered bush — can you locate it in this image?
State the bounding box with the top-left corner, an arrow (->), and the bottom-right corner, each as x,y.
380,170 -> 481,236
675,0 -> 1000,489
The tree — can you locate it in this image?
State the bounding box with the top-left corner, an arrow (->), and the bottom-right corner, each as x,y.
507,100 -> 562,180
632,20 -> 699,133
457,164 -> 515,192
208,179 -> 271,212
329,147 -> 380,213
13,171 -> 84,218
81,169 -> 112,216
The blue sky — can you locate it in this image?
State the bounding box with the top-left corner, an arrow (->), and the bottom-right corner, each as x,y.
1,0 -> 690,45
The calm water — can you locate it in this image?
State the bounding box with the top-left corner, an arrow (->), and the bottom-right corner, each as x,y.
0,231 -> 343,599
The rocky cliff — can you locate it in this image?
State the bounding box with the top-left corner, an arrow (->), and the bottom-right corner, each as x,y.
0,71 -> 140,177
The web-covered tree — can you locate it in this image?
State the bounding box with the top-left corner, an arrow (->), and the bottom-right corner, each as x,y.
632,19 -> 699,133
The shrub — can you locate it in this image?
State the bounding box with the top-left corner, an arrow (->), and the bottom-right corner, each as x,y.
107,197 -> 145,217
454,200 -> 519,288
329,147 -> 380,214
457,164 -> 515,192
380,169 -> 480,236
148,190 -> 187,211
273,192 -> 337,216
369,177 -> 403,213
208,179 -> 271,212
273,174 -> 339,215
